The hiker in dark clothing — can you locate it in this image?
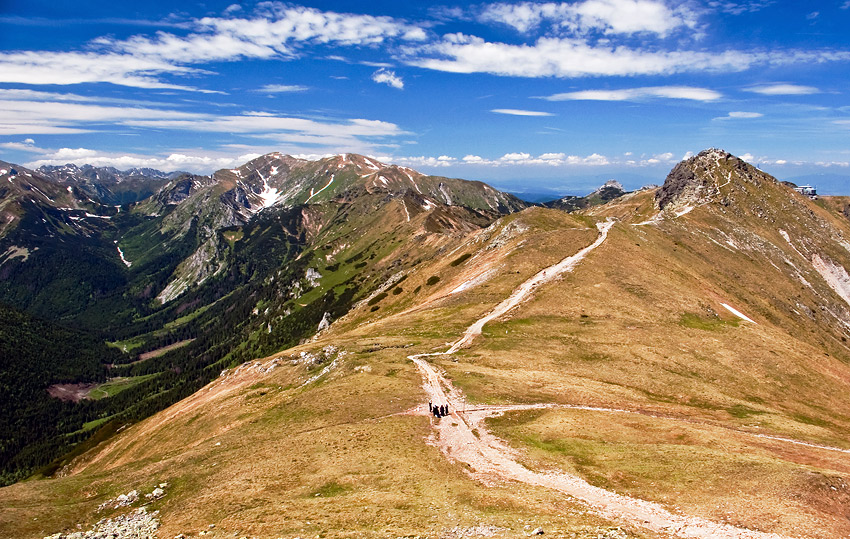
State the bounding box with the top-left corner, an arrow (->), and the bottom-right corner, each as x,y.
428,401 -> 433,413
442,404 -> 448,416
433,407 -> 440,418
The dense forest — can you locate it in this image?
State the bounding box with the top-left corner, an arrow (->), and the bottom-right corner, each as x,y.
0,202 -> 382,485
0,303 -> 121,485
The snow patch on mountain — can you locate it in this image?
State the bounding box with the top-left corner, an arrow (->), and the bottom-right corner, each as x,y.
721,303 -> 757,324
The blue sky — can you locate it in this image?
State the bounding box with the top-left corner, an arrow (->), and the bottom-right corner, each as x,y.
1,0 -> 849,195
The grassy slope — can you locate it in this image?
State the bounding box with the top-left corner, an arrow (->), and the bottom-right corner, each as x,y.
4,180 -> 850,538
438,185 -> 850,537
0,209 -> 647,539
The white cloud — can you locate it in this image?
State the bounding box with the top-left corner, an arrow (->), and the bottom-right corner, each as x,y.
715,111 -> 764,120
407,34 -> 833,79
843,1 -> 850,9
255,84 -> 309,93
0,5 -> 426,90
26,149 -> 266,173
0,51 -> 208,91
544,86 -> 722,101
0,91 -> 406,153
0,138 -> 40,152
397,151 -> 612,168
744,83 -> 820,95
52,148 -> 99,159
480,0 -> 696,37
491,108 -> 554,116
0,97 -> 201,135
391,155 -> 456,167
371,68 -> 404,89
708,1 -> 775,15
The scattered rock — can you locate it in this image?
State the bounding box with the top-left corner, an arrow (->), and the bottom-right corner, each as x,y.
114,490 -> 139,509
530,527 -> 544,536
145,487 -> 165,500
441,524 -> 505,538
44,507 -> 159,539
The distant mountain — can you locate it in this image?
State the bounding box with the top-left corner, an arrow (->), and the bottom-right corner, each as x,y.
6,149 -> 850,538
0,152 -> 527,484
37,164 -> 179,205
544,179 -> 627,211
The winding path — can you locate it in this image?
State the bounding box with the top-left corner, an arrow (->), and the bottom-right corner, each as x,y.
409,220 -> 796,539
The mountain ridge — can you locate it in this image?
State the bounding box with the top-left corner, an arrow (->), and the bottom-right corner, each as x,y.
3,149 -> 850,538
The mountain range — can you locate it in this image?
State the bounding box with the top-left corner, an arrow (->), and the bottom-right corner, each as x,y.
1,149 -> 850,538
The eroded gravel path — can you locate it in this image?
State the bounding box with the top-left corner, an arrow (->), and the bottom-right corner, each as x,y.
409,220 -> 796,539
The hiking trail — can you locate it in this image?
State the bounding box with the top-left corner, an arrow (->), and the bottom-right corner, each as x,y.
408,220 -> 796,539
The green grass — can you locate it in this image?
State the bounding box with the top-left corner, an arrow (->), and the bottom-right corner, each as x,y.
88,374 -> 158,400
679,312 -> 739,331
81,417 -> 110,432
107,338 -> 145,354
727,404 -> 767,419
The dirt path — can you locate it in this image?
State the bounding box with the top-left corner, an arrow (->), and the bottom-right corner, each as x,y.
447,220 -> 614,354
408,220 -> 796,539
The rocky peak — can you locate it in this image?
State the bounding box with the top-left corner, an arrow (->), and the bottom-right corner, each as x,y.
655,149 -> 770,212
589,179 -> 626,199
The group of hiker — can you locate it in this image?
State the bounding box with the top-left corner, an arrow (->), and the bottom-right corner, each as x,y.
428,401 -> 449,418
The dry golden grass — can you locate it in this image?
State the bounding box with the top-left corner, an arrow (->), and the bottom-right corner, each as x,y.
4,193 -> 850,538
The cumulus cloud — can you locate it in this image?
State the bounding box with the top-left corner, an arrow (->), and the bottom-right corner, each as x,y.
543,86 -> 722,101
744,83 -> 820,95
398,151 -> 612,167
480,0 -> 696,37
371,68 -> 404,89
491,108 -> 554,116
388,150 -> 697,171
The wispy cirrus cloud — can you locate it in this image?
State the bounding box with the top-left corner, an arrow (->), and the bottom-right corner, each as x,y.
714,111 -> 764,120
255,84 -> 309,93
708,1 -> 775,15
0,90 -> 406,153
406,34 -> 849,79
744,83 -> 820,95
491,108 -> 554,116
0,4 -> 426,91
543,86 -> 723,101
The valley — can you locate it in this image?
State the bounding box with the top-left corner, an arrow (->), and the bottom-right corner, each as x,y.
1,150 -> 850,538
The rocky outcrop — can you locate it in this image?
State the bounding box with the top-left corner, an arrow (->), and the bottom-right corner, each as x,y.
655,148 -> 779,215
